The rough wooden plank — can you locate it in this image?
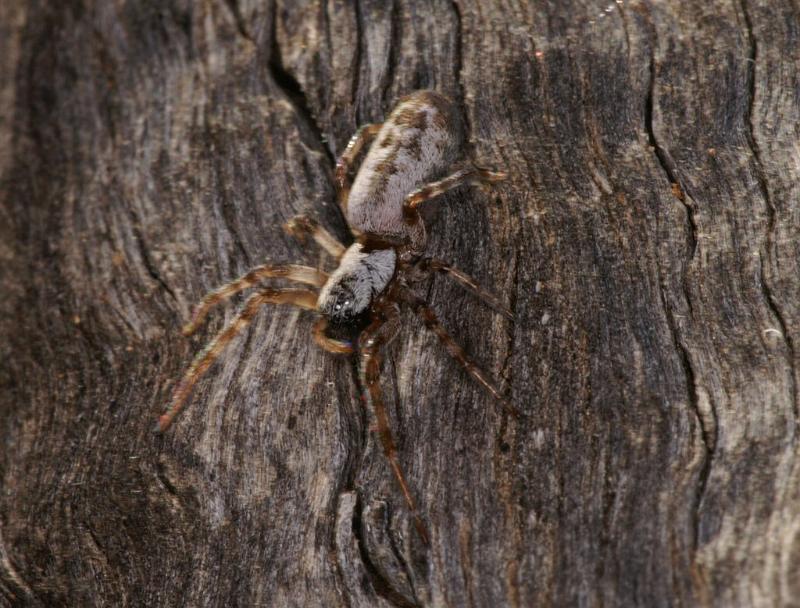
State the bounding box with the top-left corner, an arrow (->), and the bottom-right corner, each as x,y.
1,1 -> 799,606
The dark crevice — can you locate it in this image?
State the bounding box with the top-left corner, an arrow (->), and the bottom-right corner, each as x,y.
352,0 -> 364,124
268,3 -> 335,165
382,0 -> 399,107
348,353 -> 421,607
127,207 -> 177,303
642,15 -> 698,264
329,356 -> 371,579
384,519 -> 418,608
352,495 -> 420,608
382,353 -> 423,604
738,0 -> 799,423
653,215 -> 715,553
0,531 -> 33,603
758,255 -> 799,420
661,286 -> 716,551
595,436 -> 615,607
639,4 -> 717,553
155,461 -> 179,496
500,236 -> 520,401
82,520 -> 106,558
320,1 -> 332,85
224,0 -> 253,41
614,1 -> 632,61
449,0 -> 473,140
344,355 -> 371,495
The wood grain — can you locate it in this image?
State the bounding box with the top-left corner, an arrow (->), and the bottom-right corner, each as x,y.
1,1 -> 798,606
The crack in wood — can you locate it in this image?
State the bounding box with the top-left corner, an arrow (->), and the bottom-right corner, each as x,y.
354,496 -> 420,608
224,0 -> 253,42
268,2 -> 335,165
737,0 -> 799,424
638,3 -> 717,556
640,7 -> 698,265
653,227 -> 716,553
127,207 -> 178,303
352,0 -> 364,124
0,528 -> 32,604
382,0 -> 400,108
449,0 -> 470,136
498,234 -> 520,410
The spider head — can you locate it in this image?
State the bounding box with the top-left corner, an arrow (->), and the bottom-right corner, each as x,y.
318,282 -> 364,323
316,280 -> 372,352
317,243 -> 397,323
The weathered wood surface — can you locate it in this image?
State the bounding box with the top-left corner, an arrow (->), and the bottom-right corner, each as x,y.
1,1 -> 799,606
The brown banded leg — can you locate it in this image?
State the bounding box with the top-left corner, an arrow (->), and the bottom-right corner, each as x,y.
312,317 -> 354,355
418,258 -> 513,319
402,167 -> 507,249
158,288 -> 318,432
182,264 -> 327,336
336,123 -> 382,213
401,289 -> 519,417
359,303 -> 430,544
284,215 -> 346,260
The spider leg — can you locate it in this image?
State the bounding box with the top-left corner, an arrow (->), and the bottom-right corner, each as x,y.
312,317 -> 354,355
158,287 -> 318,432
401,166 -> 506,250
401,289 -> 519,417
418,257 -> 513,320
182,264 -> 327,336
284,214 -> 346,260
359,303 -> 430,545
336,123 -> 383,214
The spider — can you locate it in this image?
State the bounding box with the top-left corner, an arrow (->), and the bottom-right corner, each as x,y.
157,90 -> 516,544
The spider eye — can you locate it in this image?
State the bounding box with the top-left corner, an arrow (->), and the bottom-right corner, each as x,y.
324,286 -> 360,321
333,299 -> 351,314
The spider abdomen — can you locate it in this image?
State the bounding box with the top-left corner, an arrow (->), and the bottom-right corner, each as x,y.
346,90 -> 464,240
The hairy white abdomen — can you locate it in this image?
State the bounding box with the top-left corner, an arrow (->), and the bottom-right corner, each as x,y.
346,91 -> 463,240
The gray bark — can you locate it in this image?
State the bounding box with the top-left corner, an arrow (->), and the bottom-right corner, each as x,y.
1,1 -> 799,606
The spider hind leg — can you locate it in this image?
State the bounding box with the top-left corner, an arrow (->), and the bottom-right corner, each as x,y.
402,166 -> 506,223
418,257 -> 513,320
403,289 -> 519,417
158,287 -> 318,432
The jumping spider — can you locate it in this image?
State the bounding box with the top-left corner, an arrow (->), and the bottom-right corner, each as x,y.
158,90 -> 515,543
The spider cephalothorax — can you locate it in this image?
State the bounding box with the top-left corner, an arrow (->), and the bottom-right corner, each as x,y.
158,90 -> 514,543
317,244 -> 396,322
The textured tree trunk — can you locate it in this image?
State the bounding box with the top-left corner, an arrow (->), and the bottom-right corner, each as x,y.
2,1 -> 799,606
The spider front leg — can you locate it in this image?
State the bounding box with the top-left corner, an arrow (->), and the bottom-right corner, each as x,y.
158,287 -> 318,432
336,123 -> 382,213
182,264 -> 328,336
359,301 -> 430,545
284,215 -> 346,260
401,288 -> 519,417
402,166 -> 507,251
